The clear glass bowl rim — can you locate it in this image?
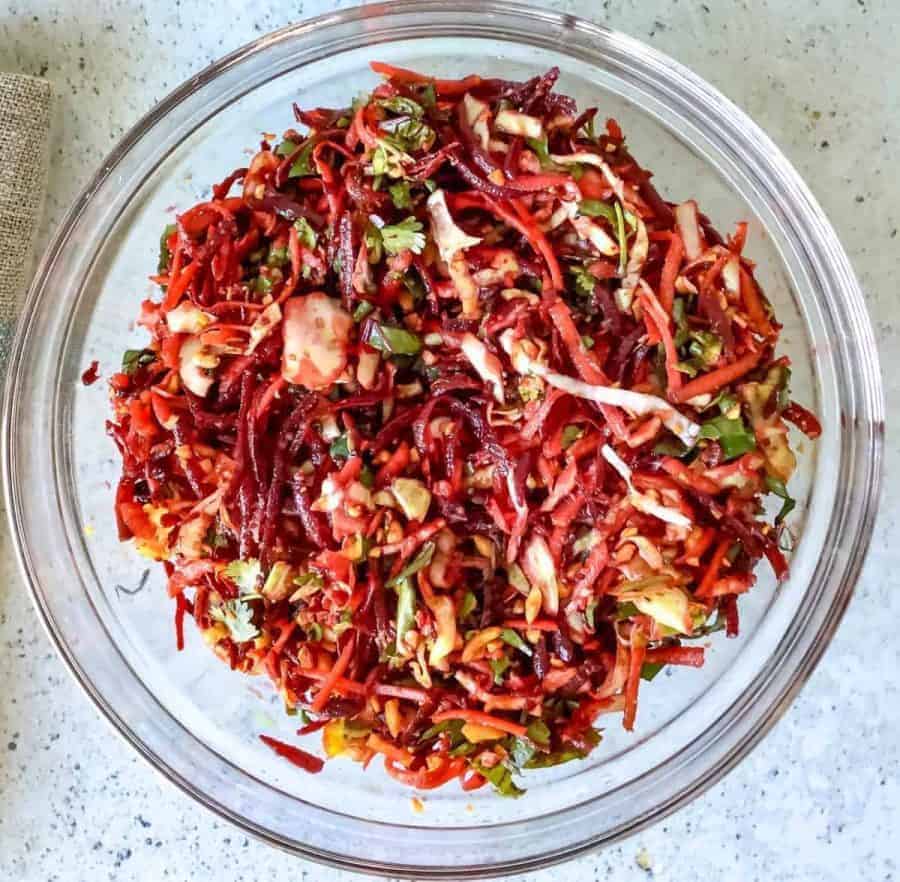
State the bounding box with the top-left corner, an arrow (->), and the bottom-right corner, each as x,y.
1,1 -> 884,877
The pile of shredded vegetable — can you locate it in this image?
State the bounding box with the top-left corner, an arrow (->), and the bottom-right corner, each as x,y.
106,62 -> 821,796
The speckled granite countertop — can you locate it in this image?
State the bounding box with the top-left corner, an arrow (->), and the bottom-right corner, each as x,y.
1,2 -> 897,880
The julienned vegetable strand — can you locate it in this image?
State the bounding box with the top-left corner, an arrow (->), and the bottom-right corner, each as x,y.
105,61 -> 819,797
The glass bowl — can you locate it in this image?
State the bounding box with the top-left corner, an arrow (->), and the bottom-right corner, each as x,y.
2,1 -> 883,877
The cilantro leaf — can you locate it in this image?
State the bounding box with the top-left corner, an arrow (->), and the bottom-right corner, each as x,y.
210,598 -> 259,643
458,590 -> 477,621
388,180 -> 413,210
380,216 -> 426,255
489,657 -> 511,685
223,558 -> 262,594
699,415 -> 757,460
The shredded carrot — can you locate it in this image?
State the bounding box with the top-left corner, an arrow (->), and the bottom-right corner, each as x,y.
695,538 -> 732,598
670,349 -> 763,403
430,709 -> 529,739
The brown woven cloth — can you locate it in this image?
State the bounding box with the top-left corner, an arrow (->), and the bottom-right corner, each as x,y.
0,73 -> 52,365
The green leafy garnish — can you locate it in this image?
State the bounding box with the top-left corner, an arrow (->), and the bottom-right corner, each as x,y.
585,599 -> 599,631
388,180 -> 414,210
699,415 -> 757,460
579,199 -> 617,223
525,135 -> 559,171
458,590 -> 477,621
364,223 -> 384,263
419,82 -> 437,109
508,736 -> 536,769
288,139 -> 316,178
561,424 -> 584,449
352,301 -> 375,322
293,217 -> 317,249
266,245 -> 289,267
393,577 -> 416,647
526,719 -> 551,746
569,264 -> 598,297
489,657 -> 511,685
641,662 -> 665,681
158,223 -> 177,273
121,348 -> 156,375
653,436 -> 689,457
500,628 -> 532,656
472,759 -> 525,798
765,475 -> 796,524
204,526 -> 230,550
378,95 -> 425,117
210,598 -> 259,643
329,433 -> 353,461
581,335 -> 595,349
380,217 -> 426,255
223,558 -> 262,594
387,542 -> 436,587
524,745 -> 590,769
306,622 -> 323,641
367,323 -> 423,356
251,275 -> 274,294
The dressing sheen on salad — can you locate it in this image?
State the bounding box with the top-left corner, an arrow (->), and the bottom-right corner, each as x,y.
106,62 -> 821,796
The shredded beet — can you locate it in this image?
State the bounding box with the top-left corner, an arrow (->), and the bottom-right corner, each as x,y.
107,62 -> 818,795
81,360 -> 100,385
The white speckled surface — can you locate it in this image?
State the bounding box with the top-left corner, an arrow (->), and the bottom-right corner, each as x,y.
0,1 -> 896,880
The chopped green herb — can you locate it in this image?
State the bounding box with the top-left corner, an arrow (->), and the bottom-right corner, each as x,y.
329,433 -> 353,461
585,599 -> 599,631
569,264 -> 598,297
579,199 -> 617,223
364,223 -> 384,263
525,135 -> 559,171
121,348 -> 156,376
387,542 -> 436,587
287,139 -> 316,178
352,301 -> 375,322
419,82 -> 437,109
561,424 -> 584,449
380,216 -> 426,255
581,335 -> 595,349
458,590 -> 477,621
204,526 -> 230,550
526,719 -> 551,746
641,662 -> 665,681
500,628 -> 532,656
275,139 -> 297,157
266,245 -> 289,267
699,415 -> 757,460
489,657 -> 511,685
507,736 -> 536,769
378,95 -> 425,118
393,577 -> 417,646
765,475 -> 796,523
210,598 -> 259,643
251,275 -> 274,294
306,622 -> 323,641
367,323 -> 423,356
524,745 -> 590,769
157,223 -> 177,273
223,558 -> 262,594
653,436 -> 689,457
358,465 -> 375,489
472,759 -> 525,798
293,217 -> 317,249
388,180 -> 414,209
